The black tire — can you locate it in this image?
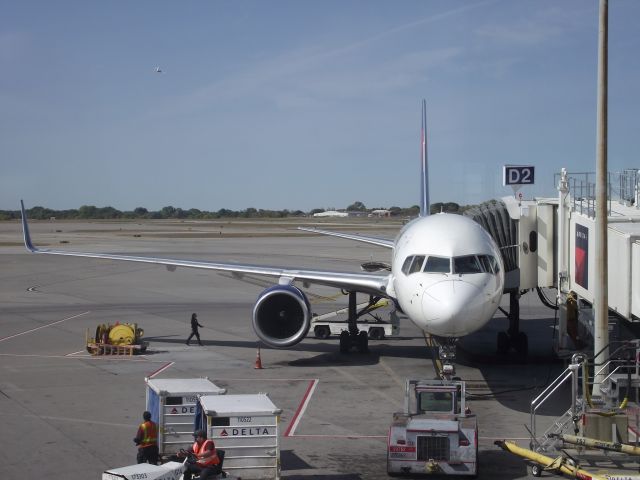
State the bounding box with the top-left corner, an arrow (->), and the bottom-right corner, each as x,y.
497,331 -> 509,354
339,331 -> 350,353
368,327 -> 384,340
531,463 -> 542,477
515,332 -> 528,363
314,325 -> 330,339
357,331 -> 369,353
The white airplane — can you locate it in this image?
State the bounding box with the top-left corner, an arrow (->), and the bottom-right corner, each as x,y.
19,101 -> 505,370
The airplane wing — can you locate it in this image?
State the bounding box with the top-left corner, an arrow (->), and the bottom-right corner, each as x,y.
20,201 -> 392,298
298,226 -> 394,249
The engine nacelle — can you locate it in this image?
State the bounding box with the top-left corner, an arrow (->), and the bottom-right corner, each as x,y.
252,285 -> 311,348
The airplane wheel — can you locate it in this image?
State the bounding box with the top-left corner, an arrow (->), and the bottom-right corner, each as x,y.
497,332 -> 509,354
339,331 -> 350,353
369,327 -> 384,340
531,463 -> 542,477
357,331 -> 369,353
314,326 -> 330,339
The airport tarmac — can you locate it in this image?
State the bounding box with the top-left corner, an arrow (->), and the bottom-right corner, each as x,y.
0,218 -> 608,479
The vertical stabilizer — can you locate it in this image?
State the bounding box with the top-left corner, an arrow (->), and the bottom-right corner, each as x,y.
420,99 -> 430,217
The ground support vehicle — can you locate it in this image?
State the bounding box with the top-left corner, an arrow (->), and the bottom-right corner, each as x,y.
311,299 -> 398,340
102,461 -> 184,480
86,322 -> 148,355
387,379 -> 478,477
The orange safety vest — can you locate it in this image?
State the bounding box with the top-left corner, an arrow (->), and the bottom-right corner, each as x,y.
138,421 -> 158,448
192,439 -> 220,466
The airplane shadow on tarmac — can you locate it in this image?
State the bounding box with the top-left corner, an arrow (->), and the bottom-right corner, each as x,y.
457,314 -> 570,416
145,313 -> 571,416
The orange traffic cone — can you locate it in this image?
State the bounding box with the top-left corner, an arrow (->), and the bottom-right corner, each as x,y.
254,346 -> 263,369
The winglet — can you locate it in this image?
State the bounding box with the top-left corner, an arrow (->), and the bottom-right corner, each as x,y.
20,200 -> 37,252
420,99 -> 430,217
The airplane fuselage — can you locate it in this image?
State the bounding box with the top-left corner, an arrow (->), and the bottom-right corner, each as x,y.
390,213 -> 504,338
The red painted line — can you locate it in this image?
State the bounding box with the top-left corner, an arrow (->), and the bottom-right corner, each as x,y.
148,361 -> 175,378
284,379 -> 318,437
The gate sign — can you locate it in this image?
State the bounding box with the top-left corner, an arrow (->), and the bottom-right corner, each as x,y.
503,165 -> 535,186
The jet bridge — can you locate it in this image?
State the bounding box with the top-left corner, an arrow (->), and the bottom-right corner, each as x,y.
465,168 -> 640,356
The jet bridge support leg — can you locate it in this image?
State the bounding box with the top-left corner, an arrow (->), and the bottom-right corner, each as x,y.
339,291 -> 369,354
497,291 -> 528,360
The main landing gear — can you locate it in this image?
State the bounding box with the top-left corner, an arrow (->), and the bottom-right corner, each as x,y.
496,290 -> 528,361
338,292 -> 381,353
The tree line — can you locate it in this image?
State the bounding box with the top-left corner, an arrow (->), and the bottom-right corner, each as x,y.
0,201 -> 467,221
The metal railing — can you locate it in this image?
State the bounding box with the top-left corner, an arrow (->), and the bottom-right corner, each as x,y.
554,169 -> 640,218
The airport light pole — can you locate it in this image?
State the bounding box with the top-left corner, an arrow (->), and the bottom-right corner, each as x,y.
593,0 -> 609,396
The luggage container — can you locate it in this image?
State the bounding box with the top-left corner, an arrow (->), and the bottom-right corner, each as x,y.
144,377 -> 226,458
198,393 -> 282,479
102,461 -> 183,480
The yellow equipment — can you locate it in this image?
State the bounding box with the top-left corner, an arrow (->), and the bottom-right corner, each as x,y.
495,440 -> 608,479
86,322 -> 147,355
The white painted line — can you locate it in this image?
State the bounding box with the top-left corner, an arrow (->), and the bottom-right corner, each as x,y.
284,378 -> 319,437
0,353 -> 158,362
287,434 -> 387,439
0,311 -> 91,342
65,350 -> 86,356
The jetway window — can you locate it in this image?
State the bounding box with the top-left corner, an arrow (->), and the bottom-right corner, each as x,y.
529,231 -> 537,253
424,256 -> 450,273
453,255 -> 482,274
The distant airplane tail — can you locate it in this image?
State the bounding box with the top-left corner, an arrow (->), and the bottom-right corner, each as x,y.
420,99 -> 430,217
20,200 -> 37,252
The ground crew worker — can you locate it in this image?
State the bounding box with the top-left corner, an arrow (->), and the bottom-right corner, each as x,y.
182,429 -> 221,480
186,312 -> 204,346
134,411 -> 159,465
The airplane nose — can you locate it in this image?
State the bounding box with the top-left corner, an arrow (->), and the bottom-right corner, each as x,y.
421,280 -> 482,336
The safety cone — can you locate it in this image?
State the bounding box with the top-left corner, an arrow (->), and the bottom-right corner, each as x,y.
254,346 -> 263,369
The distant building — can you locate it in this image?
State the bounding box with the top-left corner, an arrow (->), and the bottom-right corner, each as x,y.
368,209 -> 390,217
313,210 -> 349,218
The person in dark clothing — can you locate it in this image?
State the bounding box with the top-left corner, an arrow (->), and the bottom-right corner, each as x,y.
134,411 -> 159,465
186,312 -> 203,346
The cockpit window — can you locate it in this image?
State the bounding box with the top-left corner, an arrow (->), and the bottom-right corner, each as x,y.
401,256 -> 413,275
453,254 -> 500,274
408,255 -> 425,274
478,255 -> 493,273
424,256 -> 450,273
489,255 -> 500,274
453,255 -> 482,274
401,255 -> 427,275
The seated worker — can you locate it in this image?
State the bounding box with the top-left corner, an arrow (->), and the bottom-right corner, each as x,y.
180,429 -> 222,480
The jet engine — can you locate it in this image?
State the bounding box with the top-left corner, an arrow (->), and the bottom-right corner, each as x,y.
252,285 -> 311,348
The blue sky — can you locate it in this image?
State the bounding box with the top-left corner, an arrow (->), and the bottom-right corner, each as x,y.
2,0 -> 639,212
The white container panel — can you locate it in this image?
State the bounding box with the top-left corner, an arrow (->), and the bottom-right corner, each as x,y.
633,241 -> 640,319
200,393 -> 281,479
607,229 -> 631,318
536,203 -> 556,288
